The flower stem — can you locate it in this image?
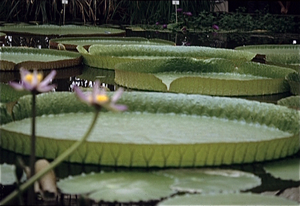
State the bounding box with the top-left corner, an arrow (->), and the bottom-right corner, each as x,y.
28,91 -> 36,205
0,110 -> 100,205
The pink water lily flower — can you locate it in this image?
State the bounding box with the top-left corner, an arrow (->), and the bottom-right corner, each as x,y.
10,68 -> 56,92
183,12 -> 192,16
74,80 -> 127,112
212,24 -> 219,30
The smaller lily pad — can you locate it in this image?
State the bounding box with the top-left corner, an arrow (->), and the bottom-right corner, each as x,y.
157,193 -> 299,205
286,72 -> 300,95
0,83 -> 30,103
49,37 -> 175,51
57,171 -> 175,203
263,158 -> 300,181
0,24 -> 125,37
0,163 -> 26,185
0,47 -> 82,70
277,96 -> 300,110
157,169 -> 261,193
235,44 -> 300,70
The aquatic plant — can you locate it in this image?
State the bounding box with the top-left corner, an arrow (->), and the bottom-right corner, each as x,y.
1,70 -> 126,205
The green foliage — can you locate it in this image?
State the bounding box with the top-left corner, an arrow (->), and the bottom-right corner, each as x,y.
0,1 -> 298,33
1,92 -> 299,167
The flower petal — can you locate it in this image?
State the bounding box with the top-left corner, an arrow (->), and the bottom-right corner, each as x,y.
39,70 -> 56,88
31,70 -> 39,87
22,81 -> 35,91
74,86 -> 90,103
110,104 -> 128,112
37,84 -> 56,93
111,87 -> 124,103
92,80 -> 101,103
9,82 -> 24,91
20,68 -> 30,80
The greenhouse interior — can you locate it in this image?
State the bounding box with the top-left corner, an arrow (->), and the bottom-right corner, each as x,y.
0,0 -> 299,206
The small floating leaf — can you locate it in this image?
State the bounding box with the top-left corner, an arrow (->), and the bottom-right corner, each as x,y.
277,96 -> 300,110
0,163 -> 26,185
157,193 -> 298,205
0,47 -> 82,70
50,37 -> 174,51
235,44 -> 300,70
157,169 -> 261,193
286,72 -> 300,95
57,172 -> 174,203
0,24 -> 125,37
263,158 -> 300,181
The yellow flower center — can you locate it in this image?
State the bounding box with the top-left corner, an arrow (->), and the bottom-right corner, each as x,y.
25,73 -> 43,84
96,94 -> 109,103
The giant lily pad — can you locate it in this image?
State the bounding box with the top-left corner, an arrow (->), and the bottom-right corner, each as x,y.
57,171 -> 174,203
157,169 -> 261,193
78,66 -> 115,85
263,158 -> 300,181
49,37 -> 175,51
77,44 -> 256,69
115,58 -> 295,96
157,193 -> 298,205
0,24 -> 125,37
0,47 -> 82,70
235,45 -> 300,70
0,91 -> 299,167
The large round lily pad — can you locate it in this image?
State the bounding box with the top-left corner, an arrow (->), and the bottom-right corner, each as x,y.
78,66 -> 115,85
57,171 -> 174,203
156,169 -> 261,193
1,92 -> 299,167
115,58 -> 295,96
77,44 -> 256,69
0,47 -> 82,70
157,193 -> 298,205
235,44 -> 300,70
0,24 -> 125,37
49,37 -> 175,51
